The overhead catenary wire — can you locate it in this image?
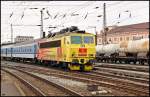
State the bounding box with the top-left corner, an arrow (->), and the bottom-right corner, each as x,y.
2,1 -> 149,34
109,6 -> 149,26
43,1 -> 96,29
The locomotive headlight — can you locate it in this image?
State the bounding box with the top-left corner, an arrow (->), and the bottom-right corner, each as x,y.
72,54 -> 77,57
72,54 -> 75,57
72,52 -> 76,57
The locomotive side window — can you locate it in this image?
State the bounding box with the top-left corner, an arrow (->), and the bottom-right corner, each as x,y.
40,40 -> 61,48
71,36 -> 81,44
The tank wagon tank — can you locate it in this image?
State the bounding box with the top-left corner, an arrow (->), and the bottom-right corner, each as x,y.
96,38 -> 149,64
96,44 -> 120,56
119,38 -> 149,53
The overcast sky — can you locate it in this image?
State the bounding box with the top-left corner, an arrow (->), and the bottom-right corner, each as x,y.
1,1 -> 149,43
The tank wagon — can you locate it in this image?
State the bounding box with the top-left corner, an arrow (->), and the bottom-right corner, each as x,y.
1,26 -> 96,71
96,38 -> 149,64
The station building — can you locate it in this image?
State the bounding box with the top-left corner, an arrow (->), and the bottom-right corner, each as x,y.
97,22 -> 149,45
14,36 -> 34,43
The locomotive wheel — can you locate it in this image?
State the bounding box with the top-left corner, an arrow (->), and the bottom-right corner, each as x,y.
119,60 -> 122,64
133,61 -> 136,64
139,60 -> 144,65
125,60 -> 129,64
63,62 -> 68,68
80,65 -> 84,71
114,60 -> 117,63
62,62 -> 69,71
148,60 -> 150,65
98,59 -> 101,62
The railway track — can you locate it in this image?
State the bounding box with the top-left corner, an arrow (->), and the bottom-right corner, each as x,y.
2,63 -> 149,96
94,66 -> 149,79
95,63 -> 149,72
1,70 -> 36,96
1,66 -> 83,96
91,70 -> 149,84
1,68 -> 45,96
17,60 -> 149,84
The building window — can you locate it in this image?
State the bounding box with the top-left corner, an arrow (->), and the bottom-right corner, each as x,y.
126,37 -> 129,41
120,37 -> 122,41
141,36 -> 143,39
99,39 -> 101,43
109,38 -> 111,41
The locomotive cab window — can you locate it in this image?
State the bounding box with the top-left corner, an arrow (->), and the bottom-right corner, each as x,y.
71,36 -> 81,44
84,36 -> 94,43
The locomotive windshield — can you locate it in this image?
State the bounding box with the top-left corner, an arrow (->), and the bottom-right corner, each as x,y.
84,36 -> 94,43
71,36 -> 82,44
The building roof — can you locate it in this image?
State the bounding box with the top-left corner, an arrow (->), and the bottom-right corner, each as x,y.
99,22 -> 149,35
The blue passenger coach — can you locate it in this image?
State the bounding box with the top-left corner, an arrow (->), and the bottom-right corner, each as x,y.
1,44 -> 13,58
1,40 -> 38,61
12,40 -> 38,61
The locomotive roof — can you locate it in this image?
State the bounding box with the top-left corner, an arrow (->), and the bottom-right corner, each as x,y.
1,31 -> 94,47
46,30 -> 92,37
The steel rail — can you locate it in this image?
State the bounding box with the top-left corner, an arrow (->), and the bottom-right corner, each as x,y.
92,70 -> 149,84
1,68 -> 46,96
94,63 -> 149,72
94,66 -> 149,79
2,66 -> 83,96
2,63 -> 149,96
4,65 -> 149,96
